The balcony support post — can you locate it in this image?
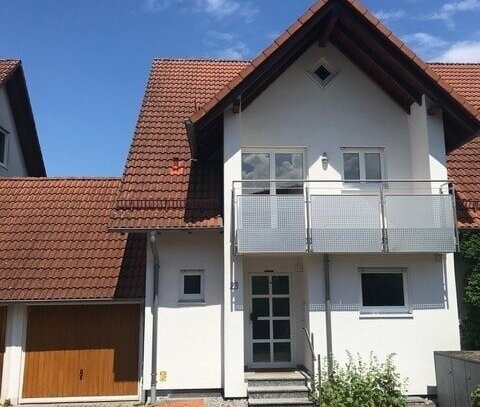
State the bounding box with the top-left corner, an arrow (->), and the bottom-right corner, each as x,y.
379,185 -> 389,252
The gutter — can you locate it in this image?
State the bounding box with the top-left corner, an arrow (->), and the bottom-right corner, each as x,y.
324,254 -> 333,380
148,232 -> 160,403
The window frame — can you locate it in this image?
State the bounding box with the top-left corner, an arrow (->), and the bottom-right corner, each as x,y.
341,147 -> 385,185
307,57 -> 339,89
358,267 -> 410,315
0,126 -> 10,169
178,269 -> 205,304
241,147 -> 307,195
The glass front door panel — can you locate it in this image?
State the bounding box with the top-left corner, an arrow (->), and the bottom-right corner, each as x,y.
250,274 -> 292,366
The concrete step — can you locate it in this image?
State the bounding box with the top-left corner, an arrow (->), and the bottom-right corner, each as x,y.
245,371 -> 308,388
248,386 -> 309,399
248,397 -> 313,407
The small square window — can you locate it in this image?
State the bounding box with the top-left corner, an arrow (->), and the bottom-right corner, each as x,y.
179,270 -> 205,303
308,58 -> 338,88
360,268 -> 409,314
315,65 -> 331,82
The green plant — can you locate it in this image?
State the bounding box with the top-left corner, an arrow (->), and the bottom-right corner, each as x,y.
459,230 -> 480,349
3,399 -> 11,407
472,385 -> 480,407
310,353 -> 407,407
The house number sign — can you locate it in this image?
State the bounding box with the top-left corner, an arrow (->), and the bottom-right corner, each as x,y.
230,282 -> 239,290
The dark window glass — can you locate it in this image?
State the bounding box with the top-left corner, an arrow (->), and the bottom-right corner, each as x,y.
272,276 -> 289,295
361,273 -> 405,307
273,320 -> 290,339
365,153 -> 382,180
252,320 -> 270,340
252,276 -> 269,295
252,298 -> 269,318
0,132 -> 5,164
272,298 -> 290,317
273,343 -> 291,362
315,65 -> 331,82
344,153 -> 360,180
183,275 -> 201,295
253,343 -> 270,363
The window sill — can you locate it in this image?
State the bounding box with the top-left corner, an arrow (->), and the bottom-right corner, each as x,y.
177,300 -> 206,306
359,311 -> 413,320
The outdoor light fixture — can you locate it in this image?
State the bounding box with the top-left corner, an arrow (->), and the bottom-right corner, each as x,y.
321,152 -> 328,169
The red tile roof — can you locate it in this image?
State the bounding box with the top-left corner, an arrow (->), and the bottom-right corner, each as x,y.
0,59 -> 19,85
189,0 -> 480,127
0,178 -> 145,300
432,64 -> 480,228
110,59 -> 249,230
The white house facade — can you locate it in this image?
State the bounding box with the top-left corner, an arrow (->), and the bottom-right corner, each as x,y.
0,0 -> 479,405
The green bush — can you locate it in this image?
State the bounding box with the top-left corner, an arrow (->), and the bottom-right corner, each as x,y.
311,353 -> 407,407
472,385 -> 480,407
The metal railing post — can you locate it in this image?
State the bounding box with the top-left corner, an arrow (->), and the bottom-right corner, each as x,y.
379,184 -> 389,253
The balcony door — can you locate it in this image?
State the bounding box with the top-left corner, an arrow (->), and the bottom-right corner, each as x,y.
248,274 -> 295,368
241,149 -> 305,194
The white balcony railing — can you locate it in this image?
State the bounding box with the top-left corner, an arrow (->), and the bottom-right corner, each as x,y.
233,180 -> 458,254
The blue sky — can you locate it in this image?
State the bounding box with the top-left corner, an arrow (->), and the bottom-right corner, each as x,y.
0,0 -> 479,176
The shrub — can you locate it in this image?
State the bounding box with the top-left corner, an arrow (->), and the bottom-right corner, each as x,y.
472,385 -> 480,407
310,353 -> 407,407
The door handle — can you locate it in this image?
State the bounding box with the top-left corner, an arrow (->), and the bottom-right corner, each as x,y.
79,369 -> 84,381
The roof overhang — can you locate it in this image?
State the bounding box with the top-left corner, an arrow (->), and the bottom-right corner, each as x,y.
186,0 -> 480,158
3,63 -> 46,176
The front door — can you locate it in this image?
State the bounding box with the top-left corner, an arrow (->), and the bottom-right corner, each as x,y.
249,274 -> 294,368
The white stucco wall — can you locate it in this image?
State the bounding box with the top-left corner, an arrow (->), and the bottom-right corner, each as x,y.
237,43 -> 413,182
144,232 -> 224,391
0,86 -> 28,177
304,253 -> 460,395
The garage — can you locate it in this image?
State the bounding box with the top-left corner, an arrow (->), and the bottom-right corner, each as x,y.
22,304 -> 141,399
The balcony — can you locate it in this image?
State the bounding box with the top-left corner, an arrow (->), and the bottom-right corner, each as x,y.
233,180 -> 458,254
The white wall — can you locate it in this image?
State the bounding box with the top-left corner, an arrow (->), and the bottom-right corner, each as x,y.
237,43 -> 413,182
145,232 -> 224,391
305,253 -> 460,395
0,87 -> 28,177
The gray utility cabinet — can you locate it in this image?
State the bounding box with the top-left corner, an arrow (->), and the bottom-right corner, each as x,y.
434,351 -> 480,407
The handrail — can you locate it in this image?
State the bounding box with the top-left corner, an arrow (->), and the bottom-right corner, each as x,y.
303,327 -> 316,362
234,178 -> 453,185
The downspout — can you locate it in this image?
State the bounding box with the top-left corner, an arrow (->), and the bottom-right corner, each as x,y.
324,254 -> 333,380
149,232 -> 160,403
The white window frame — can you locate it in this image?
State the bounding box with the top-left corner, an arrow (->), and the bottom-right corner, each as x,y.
341,147 -> 385,184
241,147 -> 307,195
358,267 -> 410,315
0,126 -> 10,169
307,57 -> 339,89
178,269 -> 205,304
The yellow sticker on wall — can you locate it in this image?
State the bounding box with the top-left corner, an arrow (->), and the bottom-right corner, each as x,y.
159,371 -> 167,382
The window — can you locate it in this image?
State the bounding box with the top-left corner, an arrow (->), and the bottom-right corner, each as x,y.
359,268 -> 409,314
342,148 -> 384,182
0,127 -> 8,167
179,270 -> 205,303
308,58 -> 338,88
242,149 -> 305,194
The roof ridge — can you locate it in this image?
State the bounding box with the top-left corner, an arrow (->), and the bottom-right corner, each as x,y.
153,57 -> 251,63
429,62 -> 480,66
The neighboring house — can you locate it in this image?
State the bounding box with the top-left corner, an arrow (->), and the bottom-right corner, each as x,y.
0,0 -> 480,405
0,60 -> 45,177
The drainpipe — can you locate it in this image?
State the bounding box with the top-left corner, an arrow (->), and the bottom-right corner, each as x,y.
324,254 -> 333,380
149,232 -> 160,404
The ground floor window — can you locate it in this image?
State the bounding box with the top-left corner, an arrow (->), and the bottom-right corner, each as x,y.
359,267 -> 409,314
179,269 -> 205,303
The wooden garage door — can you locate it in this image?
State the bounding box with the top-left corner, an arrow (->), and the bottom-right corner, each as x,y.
22,304 -> 140,398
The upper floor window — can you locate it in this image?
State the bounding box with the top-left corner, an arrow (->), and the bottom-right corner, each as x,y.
242,149 -> 305,194
179,269 -> 205,304
0,127 -> 9,167
342,147 -> 384,182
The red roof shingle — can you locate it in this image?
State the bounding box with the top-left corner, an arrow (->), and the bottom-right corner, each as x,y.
0,178 -> 145,300
432,64 -> 480,228
110,59 -> 249,230
0,59 -> 19,86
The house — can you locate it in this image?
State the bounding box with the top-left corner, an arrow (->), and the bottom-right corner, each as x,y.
0,0 -> 479,404
0,60 -> 45,177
